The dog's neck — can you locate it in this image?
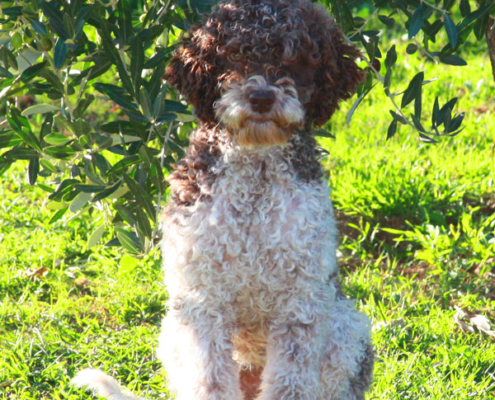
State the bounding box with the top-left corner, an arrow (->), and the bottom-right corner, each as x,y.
213,124 -> 323,182
168,123 -> 323,207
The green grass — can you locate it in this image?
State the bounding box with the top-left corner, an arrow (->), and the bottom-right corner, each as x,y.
1,39 -> 495,400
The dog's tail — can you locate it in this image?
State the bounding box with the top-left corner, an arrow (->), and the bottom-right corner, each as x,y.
72,369 -> 144,400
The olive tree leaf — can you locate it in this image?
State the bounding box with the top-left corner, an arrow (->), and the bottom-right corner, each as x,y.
444,14 -> 458,47
87,224 -> 105,249
401,72 -> 424,109
115,227 -> 143,254
387,119 -> 398,140
409,3 -> 426,39
21,104 -> 60,117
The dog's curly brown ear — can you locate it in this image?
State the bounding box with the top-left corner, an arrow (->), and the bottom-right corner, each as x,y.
309,18 -> 365,127
165,25 -> 220,124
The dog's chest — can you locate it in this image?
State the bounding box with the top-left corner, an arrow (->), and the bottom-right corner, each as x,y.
162,146 -> 338,306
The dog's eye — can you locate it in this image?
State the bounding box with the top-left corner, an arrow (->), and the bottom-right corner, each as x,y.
229,53 -> 241,62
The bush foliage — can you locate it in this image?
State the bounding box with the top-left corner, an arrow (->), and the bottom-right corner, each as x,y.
0,0 -> 493,253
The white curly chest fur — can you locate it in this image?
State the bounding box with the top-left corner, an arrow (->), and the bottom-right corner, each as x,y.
158,137 -> 371,400
162,142 -> 338,306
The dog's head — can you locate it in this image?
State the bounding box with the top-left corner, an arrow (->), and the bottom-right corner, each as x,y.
165,0 -> 364,147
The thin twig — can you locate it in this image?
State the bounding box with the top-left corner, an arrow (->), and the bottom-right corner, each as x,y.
396,9 -> 437,63
341,32 -> 415,131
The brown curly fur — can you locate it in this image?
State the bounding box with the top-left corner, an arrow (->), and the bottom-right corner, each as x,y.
165,0 -> 364,206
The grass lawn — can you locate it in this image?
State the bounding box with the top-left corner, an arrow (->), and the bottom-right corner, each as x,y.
1,36 -> 495,400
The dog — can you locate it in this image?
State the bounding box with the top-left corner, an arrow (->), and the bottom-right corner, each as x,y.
73,0 -> 374,399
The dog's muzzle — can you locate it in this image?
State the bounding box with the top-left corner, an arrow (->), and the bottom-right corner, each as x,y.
214,76 -> 305,148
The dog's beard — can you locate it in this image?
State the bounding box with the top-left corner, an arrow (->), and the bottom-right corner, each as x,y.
237,119 -> 292,147
214,76 -> 304,148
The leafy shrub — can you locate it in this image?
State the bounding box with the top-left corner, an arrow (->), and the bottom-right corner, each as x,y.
0,0 -> 492,254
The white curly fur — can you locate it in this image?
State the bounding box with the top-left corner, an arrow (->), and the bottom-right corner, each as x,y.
72,369 -> 142,400
158,134 -> 372,400
73,0 -> 373,398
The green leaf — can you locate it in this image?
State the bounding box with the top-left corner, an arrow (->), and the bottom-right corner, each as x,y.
49,207 -> 68,224
101,35 -> 135,97
28,157 -> 40,185
54,38 -> 69,69
432,97 -> 440,131
447,113 -> 464,133
44,132 -> 72,146
0,131 -> 22,149
30,18 -> 47,36
418,133 -> 438,143
144,46 -> 176,69
131,36 -> 144,93
136,207 -> 152,239
93,82 -> 138,111
92,180 -> 123,202
41,69 -> 65,93
110,134 -> 142,146
389,110 -> 407,125
21,104 -> 60,117
3,6 -> 23,17
107,155 -> 141,175
460,0 -> 471,17
152,84 -> 168,120
0,46 -> 18,70
15,61 -> 47,85
88,224 -> 105,249
346,84 -> 376,125
164,100 -> 188,113
312,129 -> 334,138
7,107 -> 42,152
73,184 -> 107,193
49,179 -> 80,201
100,121 -> 134,134
409,3 -> 426,39
73,94 -> 95,119
40,159 -> 58,173
378,15 -> 395,27
439,55 -> 467,66
41,1 -> 69,39
474,13 -> 490,41
0,66 -> 13,79
330,0 -> 354,31
138,87 -> 152,121
444,14 -> 458,47
124,175 -> 156,222
43,145 -> 77,159
69,191 -> 92,213
401,72 -> 424,109
410,113 -> 426,133
117,0 -> 133,46
115,227 -> 143,254
146,62 -> 165,99
385,45 -> 397,70
387,119 -> 397,140
75,6 -> 93,40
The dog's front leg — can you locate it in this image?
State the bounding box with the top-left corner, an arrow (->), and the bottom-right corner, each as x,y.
158,302 -> 243,400
258,300 -> 328,400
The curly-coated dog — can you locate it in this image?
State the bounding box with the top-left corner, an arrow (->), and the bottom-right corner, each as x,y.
73,0 -> 374,399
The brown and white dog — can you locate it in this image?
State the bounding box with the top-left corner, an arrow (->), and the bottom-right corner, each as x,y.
73,0 -> 374,399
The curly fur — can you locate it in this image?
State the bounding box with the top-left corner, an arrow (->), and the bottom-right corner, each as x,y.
73,1 -> 373,399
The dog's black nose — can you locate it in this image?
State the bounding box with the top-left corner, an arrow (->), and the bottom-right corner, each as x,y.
249,90 -> 275,114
